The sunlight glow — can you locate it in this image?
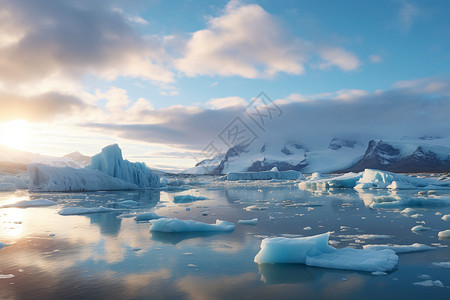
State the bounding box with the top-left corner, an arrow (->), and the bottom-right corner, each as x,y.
0,120 -> 30,151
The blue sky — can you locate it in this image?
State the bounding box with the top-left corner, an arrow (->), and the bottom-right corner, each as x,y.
0,0 -> 449,171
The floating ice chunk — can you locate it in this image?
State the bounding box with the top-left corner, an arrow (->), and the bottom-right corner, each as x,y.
1,199 -> 57,208
310,172 -> 324,180
301,169 -> 450,191
339,234 -> 392,240
355,169 -> 433,190
442,215 -> 450,221
363,243 -> 435,253
410,214 -> 423,218
238,218 -> 258,225
173,195 -> 207,203
401,208 -> 416,216
432,262 -> 450,269
372,271 -> 387,276
303,226 -> 312,230
411,225 -> 431,233
438,230 -> 450,238
299,172 -> 362,190
0,182 -> 16,191
58,206 -> 124,215
254,232 -> 398,272
270,167 -> 279,172
135,212 -> 165,222
225,170 -> 303,181
413,280 -> 444,288
418,274 -> 432,280
0,242 -> 10,249
149,218 -> 235,232
0,274 -> 14,279
244,205 -> 268,211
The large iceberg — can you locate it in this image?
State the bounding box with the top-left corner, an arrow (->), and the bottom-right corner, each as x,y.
299,169 -> 450,190
87,144 -> 159,188
29,144 -> 160,192
223,170 -> 303,181
149,218 -> 235,233
254,232 -> 398,272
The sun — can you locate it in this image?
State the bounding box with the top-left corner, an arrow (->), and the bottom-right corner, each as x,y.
0,120 -> 30,151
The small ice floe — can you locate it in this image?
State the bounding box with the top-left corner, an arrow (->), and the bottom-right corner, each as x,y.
372,271 -> 387,276
432,262 -> 450,269
1,199 -> 57,208
438,230 -> 450,239
363,243 -> 435,253
116,213 -> 137,219
418,274 -> 432,280
410,214 -> 424,218
149,218 -> 235,233
173,195 -> 207,203
441,215 -> 450,221
135,212 -> 165,222
303,226 -> 312,231
0,274 -> 14,279
411,225 -> 431,233
413,280 -> 444,288
401,208 -> 416,216
244,205 -> 268,211
58,206 -> 124,215
254,232 -> 398,273
238,218 -> 258,225
339,234 -> 392,240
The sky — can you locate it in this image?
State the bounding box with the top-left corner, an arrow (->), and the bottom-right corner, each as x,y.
0,0 -> 449,171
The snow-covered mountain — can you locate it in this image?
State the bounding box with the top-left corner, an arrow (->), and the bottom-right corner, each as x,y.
0,144 -> 87,169
184,137 -> 450,174
338,138 -> 450,173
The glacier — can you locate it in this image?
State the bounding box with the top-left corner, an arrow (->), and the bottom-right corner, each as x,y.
28,144 -> 160,192
254,232 -> 398,272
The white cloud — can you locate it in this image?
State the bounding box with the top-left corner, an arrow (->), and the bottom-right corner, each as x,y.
208,96 -> 247,109
397,0 -> 420,31
369,54 -> 383,63
318,47 -> 361,71
176,1 -> 310,78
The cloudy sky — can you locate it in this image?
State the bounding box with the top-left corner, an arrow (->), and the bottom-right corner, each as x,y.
0,0 -> 449,171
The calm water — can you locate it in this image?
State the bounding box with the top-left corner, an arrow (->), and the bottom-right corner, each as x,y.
1,178 -> 450,299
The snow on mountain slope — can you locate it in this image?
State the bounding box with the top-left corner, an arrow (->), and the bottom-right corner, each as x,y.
338,137 -> 450,173
184,136 -> 450,174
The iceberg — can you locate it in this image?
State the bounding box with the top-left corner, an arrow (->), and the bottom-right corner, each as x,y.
432,262 -> 450,269
299,172 -> 362,190
238,218 -> 258,225
413,280 -> 444,288
224,170 -> 303,181
438,230 -> 450,239
300,169 -> 450,191
149,218 -> 235,233
254,232 -> 398,272
363,243 -> 435,253
411,225 -> 431,233
28,144 -> 160,192
87,144 -> 160,188
1,199 -> 57,208
135,212 -> 165,222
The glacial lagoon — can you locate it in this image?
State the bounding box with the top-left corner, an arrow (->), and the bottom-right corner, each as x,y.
1,176 -> 450,299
